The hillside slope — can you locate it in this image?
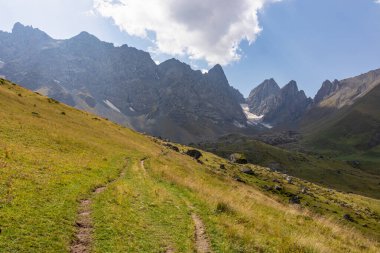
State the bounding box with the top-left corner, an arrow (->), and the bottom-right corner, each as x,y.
302,81 -> 380,162
0,78 -> 379,252
196,134 -> 380,199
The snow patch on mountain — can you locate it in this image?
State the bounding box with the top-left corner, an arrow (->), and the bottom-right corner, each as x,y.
241,104 -> 263,123
240,104 -> 274,129
262,123 -> 273,129
104,99 -> 121,113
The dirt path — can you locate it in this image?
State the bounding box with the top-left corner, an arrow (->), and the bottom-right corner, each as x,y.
70,161 -> 127,253
182,201 -> 212,253
139,159 -> 211,253
140,158 -> 147,175
191,212 -> 212,253
165,247 -> 175,253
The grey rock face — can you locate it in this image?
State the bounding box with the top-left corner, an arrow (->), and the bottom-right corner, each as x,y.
246,79 -> 312,127
246,68 -> 380,131
316,69 -> 380,109
263,81 -> 313,126
0,23 -> 247,143
246,78 -> 280,115
314,79 -> 341,104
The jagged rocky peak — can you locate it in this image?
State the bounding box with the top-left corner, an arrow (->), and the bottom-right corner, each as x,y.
246,78 -> 281,116
281,80 -> 299,94
248,78 -> 280,100
71,31 -> 100,43
313,68 -> 380,109
158,58 -> 192,72
314,79 -> 341,104
205,64 -> 245,103
157,58 -> 199,82
12,22 -> 34,33
206,64 -> 230,87
246,78 -> 312,127
12,22 -> 52,41
208,64 -> 224,76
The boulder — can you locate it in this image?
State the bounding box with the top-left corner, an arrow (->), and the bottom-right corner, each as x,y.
164,143 -> 179,152
289,195 -> 301,204
274,185 -> 283,191
233,176 -> 246,183
186,149 -> 202,160
240,167 -> 255,175
229,153 -> 247,164
343,214 -> 354,222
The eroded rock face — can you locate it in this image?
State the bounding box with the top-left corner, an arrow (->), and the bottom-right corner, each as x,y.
317,69 -> 380,109
0,23 -> 247,143
246,78 -> 281,116
246,79 -> 312,128
314,79 -> 341,104
264,81 -> 312,126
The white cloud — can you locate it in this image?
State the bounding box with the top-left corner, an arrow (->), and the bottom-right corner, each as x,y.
93,0 -> 278,65
375,0 -> 380,3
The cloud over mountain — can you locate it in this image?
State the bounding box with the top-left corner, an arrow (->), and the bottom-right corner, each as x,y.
93,0 -> 278,65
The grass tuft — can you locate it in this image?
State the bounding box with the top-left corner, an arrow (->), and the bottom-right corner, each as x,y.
215,202 -> 233,214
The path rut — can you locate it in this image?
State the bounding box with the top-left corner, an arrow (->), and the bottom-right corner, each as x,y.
139,159 -> 212,253
70,161 -> 127,253
191,213 -> 212,253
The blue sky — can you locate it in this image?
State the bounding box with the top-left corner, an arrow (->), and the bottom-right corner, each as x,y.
0,0 -> 379,97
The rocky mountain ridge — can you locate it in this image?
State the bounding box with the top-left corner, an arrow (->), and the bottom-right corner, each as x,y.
0,23 -> 248,143
1,23 -> 379,143
246,79 -> 312,128
246,68 -> 380,129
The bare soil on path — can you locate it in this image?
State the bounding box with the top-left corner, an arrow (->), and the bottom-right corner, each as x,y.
70,160 -> 128,253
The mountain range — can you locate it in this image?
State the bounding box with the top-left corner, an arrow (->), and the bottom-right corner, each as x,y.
0,23 -> 379,148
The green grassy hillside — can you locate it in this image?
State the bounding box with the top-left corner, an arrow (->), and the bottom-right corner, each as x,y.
0,78 -> 379,252
196,134 -> 380,199
300,84 -> 380,189
302,84 -> 380,158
